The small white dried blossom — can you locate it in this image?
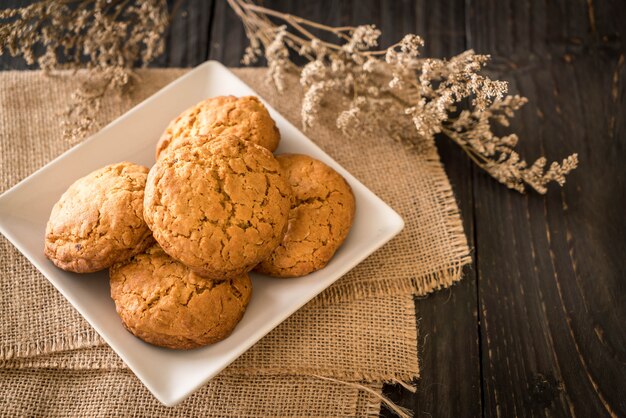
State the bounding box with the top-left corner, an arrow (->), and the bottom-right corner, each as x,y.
344,25 -> 381,52
301,80 -> 338,129
300,60 -> 326,86
400,34 -> 424,57
362,57 -> 380,73
241,36 -> 262,65
265,25 -> 293,92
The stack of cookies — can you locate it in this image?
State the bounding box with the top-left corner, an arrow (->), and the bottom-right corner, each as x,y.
44,96 -> 356,350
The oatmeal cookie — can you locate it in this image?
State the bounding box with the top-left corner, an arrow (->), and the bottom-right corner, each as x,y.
255,154 -> 356,277
110,245 -> 252,349
156,95 -> 280,159
44,162 -> 153,273
144,135 -> 291,279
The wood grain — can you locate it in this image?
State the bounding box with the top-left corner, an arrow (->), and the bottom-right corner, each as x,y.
158,0 -> 214,67
378,2 -> 482,417
469,0 -> 626,416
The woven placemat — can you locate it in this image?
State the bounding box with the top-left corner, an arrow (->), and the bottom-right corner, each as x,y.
1,295 -> 419,382
0,370 -> 383,417
0,68 -> 470,360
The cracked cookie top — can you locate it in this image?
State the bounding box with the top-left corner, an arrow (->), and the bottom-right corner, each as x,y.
255,154 -> 356,278
144,135 -> 292,279
110,244 -> 252,349
44,162 -> 153,273
155,95 -> 280,160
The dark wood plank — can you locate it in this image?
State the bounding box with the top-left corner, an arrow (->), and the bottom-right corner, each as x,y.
208,0 -> 251,67
381,1 -> 482,417
208,2 -> 482,417
469,0 -> 626,416
397,139 -> 480,418
156,0 -> 215,67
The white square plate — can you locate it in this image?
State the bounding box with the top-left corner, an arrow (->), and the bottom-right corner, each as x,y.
0,61 -> 404,406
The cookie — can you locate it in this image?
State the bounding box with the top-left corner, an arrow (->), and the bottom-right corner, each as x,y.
255,154 -> 356,277
110,245 -> 252,349
44,162 -> 153,273
144,135 -> 291,279
155,95 -> 280,160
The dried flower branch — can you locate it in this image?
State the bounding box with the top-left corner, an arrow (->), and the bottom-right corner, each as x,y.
228,0 -> 578,194
0,0 -> 169,143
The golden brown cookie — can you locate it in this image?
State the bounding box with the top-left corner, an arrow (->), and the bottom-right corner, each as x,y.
255,154 -> 356,277
156,95 -> 280,160
110,245 -> 252,349
144,135 -> 292,279
44,162 -> 153,273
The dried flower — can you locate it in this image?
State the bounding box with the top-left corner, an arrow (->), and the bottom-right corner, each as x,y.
265,25 -> 294,92
0,0 -> 169,143
228,0 -> 578,193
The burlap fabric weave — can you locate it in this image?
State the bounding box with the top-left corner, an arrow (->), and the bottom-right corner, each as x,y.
0,371 -> 383,417
0,67 -> 470,416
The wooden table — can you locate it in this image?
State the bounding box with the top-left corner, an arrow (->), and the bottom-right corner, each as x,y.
2,1 -> 625,417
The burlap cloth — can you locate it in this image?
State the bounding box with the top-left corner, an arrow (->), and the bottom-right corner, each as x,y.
0,68 -> 470,416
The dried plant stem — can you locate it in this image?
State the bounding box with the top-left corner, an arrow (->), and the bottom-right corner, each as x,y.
228,0 -> 578,194
234,1 -> 354,41
441,126 -> 490,165
1,0 -> 170,142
